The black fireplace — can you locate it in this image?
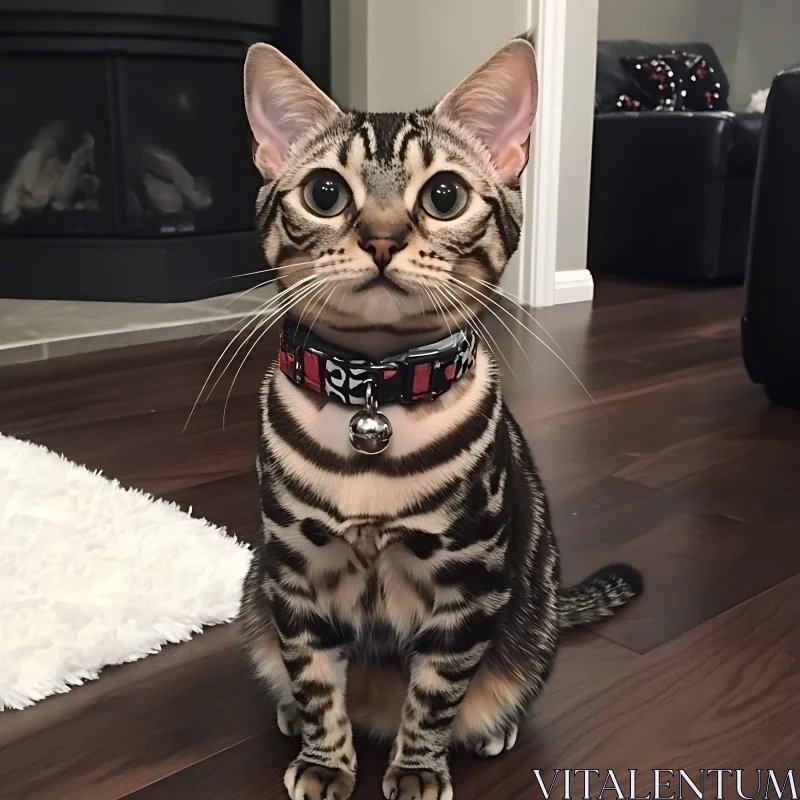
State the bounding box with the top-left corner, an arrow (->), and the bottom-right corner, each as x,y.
0,1 -> 330,302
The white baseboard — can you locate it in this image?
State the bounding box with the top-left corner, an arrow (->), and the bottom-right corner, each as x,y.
554,269 -> 594,305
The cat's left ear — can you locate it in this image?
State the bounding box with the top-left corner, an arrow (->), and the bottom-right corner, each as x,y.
434,39 -> 538,180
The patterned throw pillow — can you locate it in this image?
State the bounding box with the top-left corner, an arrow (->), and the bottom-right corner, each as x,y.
615,93 -> 645,111
682,54 -> 724,110
620,54 -> 681,111
616,51 -> 725,112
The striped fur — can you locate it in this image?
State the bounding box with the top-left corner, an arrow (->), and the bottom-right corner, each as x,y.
239,40 -> 643,800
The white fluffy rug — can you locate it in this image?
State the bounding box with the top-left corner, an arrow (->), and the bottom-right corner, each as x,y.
0,433 -> 252,710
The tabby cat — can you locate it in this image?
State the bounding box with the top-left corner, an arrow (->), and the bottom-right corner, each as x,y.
239,38 -> 642,800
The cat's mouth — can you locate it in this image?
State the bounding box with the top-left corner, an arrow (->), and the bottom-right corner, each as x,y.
353,274 -> 410,295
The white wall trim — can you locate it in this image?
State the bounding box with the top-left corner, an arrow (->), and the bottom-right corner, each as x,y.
513,0 -> 564,308
505,0 -> 539,306
528,0 -> 567,308
554,268 -> 595,305
513,0 -> 597,308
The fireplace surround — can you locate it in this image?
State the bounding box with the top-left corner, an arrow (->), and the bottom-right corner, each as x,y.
0,1 -> 330,302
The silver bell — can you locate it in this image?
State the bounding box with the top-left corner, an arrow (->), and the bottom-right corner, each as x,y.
349,381 -> 392,455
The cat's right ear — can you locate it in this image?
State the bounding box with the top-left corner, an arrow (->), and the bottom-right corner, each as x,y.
244,43 -> 341,178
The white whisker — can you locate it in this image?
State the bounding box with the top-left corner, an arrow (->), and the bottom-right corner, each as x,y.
295,277 -> 332,332
183,274 -> 321,432
222,262 -> 320,309
193,265 -> 323,352
423,286 -> 453,338
302,285 -> 338,351
415,288 -> 428,319
208,258 -> 320,284
446,277 -> 595,403
193,274 -> 302,351
432,285 -> 471,341
202,273 -> 321,355
222,278 -> 332,428
210,278 -> 329,417
462,275 -> 565,354
207,277 -> 322,397
437,283 -> 520,385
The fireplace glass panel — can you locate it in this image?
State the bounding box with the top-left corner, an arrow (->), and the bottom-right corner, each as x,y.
121,56 -> 260,236
0,54 -> 114,235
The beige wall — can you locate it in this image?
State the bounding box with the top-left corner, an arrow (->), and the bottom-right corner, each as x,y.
364,0 -> 530,111
733,0 -> 800,108
330,0 -> 368,108
555,0 -> 599,273
332,0 -> 530,112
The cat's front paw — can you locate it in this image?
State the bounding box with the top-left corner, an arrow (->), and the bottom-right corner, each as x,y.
284,758 -> 356,800
382,764 -> 453,800
277,701 -> 302,737
470,722 -> 519,758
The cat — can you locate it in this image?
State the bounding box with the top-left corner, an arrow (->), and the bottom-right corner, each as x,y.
238,38 -> 643,800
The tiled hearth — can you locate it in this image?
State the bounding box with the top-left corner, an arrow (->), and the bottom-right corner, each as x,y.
0,286 -> 275,366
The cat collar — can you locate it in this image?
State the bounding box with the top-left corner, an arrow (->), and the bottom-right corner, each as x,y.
278,322 -> 478,455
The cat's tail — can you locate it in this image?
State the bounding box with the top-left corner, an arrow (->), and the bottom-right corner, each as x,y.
558,563 -> 644,630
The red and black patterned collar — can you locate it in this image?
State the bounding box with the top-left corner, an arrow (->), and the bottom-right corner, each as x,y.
279,322 -> 478,407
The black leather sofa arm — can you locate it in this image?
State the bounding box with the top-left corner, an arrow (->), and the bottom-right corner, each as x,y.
589,112 -> 736,280
594,111 -> 734,173
729,112 -> 763,175
742,68 -> 800,398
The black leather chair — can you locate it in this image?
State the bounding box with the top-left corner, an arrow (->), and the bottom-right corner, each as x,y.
742,66 -> 800,407
589,40 -> 763,283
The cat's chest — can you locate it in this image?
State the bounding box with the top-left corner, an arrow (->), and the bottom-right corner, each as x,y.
310,525 -> 441,635
340,522 -> 400,567
262,347 -> 496,520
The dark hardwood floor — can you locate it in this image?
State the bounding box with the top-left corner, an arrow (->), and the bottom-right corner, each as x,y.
1,279 -> 798,799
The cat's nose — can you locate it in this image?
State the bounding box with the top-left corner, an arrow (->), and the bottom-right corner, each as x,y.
359,238 -> 406,271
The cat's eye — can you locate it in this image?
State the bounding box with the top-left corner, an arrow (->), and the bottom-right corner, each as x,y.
302,171 -> 351,217
419,173 -> 469,220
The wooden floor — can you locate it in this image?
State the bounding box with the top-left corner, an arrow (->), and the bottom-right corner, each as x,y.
1,279 -> 798,799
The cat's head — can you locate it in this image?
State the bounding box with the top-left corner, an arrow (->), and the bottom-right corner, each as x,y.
244,39 -> 537,356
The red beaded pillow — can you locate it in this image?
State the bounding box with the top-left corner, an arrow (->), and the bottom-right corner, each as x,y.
616,51 -> 725,112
